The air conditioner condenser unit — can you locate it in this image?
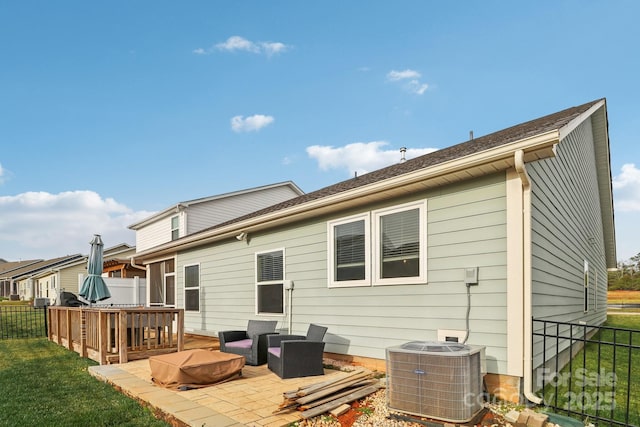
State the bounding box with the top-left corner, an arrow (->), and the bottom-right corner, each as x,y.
386,341 -> 485,423
33,298 -> 49,308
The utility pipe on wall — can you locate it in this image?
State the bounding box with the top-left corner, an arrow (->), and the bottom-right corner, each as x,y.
285,280 -> 294,334
514,150 -> 543,405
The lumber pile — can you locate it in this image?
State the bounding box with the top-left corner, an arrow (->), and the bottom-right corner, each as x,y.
274,369 -> 382,419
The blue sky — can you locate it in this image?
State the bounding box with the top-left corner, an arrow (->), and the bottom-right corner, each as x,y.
1,1 -> 639,262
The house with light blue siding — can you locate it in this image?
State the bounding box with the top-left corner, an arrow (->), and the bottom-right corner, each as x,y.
131,99 -> 615,403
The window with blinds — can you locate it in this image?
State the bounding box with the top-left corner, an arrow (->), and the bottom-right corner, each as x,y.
328,214 -> 370,287
374,201 -> 426,284
335,220 -> 366,280
327,200 -> 426,287
380,208 -> 420,278
256,249 -> 285,315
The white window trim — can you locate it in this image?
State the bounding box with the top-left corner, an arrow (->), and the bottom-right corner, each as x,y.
147,257 -> 176,308
583,260 -> 589,313
184,263 -> 200,312
372,200 -> 427,286
327,213 -> 371,288
255,248 -> 286,316
594,269 -> 598,311
171,215 -> 179,241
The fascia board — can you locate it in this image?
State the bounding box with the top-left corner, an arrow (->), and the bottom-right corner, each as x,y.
558,99 -> 606,141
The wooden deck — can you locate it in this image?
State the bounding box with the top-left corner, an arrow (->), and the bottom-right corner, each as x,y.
48,306 -> 184,364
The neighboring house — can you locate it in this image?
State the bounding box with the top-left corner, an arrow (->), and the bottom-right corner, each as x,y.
130,99 -> 615,403
29,243 -> 142,305
128,181 -> 304,253
1,260 -> 42,297
128,181 -> 304,307
7,255 -> 84,301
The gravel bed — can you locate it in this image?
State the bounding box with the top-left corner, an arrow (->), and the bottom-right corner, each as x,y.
292,359 -> 550,427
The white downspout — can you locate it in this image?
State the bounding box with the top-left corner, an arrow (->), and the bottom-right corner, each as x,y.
129,256 -> 147,271
515,150 -> 543,404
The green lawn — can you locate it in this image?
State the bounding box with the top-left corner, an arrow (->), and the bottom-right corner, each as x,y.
0,305 -> 47,339
540,315 -> 640,425
0,338 -> 169,427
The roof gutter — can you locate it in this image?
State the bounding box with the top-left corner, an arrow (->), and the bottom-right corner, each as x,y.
515,149 -> 543,405
129,256 -> 148,271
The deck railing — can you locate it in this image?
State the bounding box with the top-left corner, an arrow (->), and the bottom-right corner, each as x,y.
48,306 -> 184,364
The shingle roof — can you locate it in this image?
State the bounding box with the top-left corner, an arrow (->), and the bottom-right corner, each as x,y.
0,255 -> 83,279
209,98 -> 603,230
0,260 -> 42,275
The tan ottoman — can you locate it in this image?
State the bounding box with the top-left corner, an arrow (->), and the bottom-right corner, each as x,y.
150,349 -> 245,390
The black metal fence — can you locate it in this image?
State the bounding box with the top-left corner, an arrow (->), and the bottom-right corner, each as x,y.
533,319 -> 640,427
0,305 -> 48,339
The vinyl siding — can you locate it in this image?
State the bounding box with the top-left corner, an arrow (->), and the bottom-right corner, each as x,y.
529,117 -> 609,368
135,187 -> 300,252
187,186 -> 300,234
136,215 -> 175,253
177,173 -> 510,374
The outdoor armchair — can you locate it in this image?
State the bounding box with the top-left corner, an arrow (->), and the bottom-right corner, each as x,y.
267,324 -> 328,378
218,320 -> 278,366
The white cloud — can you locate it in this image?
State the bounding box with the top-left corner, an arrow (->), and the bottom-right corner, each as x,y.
408,80 -> 429,95
387,69 -> 421,81
0,191 -> 153,260
613,163 -> 640,212
193,36 -> 290,56
0,163 -> 4,184
260,41 -> 288,56
604,163 -> 640,261
230,114 -> 275,133
306,141 -> 438,177
387,69 -> 429,95
216,36 -> 261,53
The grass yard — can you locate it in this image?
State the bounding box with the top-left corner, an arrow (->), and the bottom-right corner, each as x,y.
540,314 -> 640,425
0,305 -> 47,339
0,338 -> 169,427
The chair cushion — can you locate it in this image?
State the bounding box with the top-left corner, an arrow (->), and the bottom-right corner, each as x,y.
268,347 -> 281,358
225,339 -> 253,349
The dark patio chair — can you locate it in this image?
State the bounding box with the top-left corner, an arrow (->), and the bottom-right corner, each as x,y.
267,324 -> 328,378
218,320 -> 278,366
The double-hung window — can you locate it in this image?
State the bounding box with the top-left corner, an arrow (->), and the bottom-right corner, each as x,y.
373,201 -> 427,285
256,249 -> 285,315
184,264 -> 200,312
327,200 -> 427,287
171,216 -> 179,241
328,214 -> 370,287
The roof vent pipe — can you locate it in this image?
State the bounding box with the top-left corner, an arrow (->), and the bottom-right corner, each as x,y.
469,130 -> 474,140
400,147 -> 407,163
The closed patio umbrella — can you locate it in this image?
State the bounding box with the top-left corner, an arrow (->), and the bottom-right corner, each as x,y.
79,234 -> 111,304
